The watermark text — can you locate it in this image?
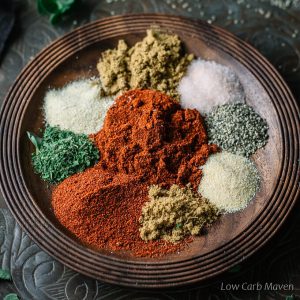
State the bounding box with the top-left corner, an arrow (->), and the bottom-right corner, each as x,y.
220,282 -> 294,291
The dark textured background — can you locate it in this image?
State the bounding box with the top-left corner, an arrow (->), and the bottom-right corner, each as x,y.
0,0 -> 299,299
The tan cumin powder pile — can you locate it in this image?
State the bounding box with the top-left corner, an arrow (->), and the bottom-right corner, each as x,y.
97,29 -> 193,99
139,184 -> 219,243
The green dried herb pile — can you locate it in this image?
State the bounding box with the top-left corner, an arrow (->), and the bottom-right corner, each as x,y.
29,126 -> 99,184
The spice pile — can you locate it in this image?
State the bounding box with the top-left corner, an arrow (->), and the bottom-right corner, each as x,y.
44,79 -> 114,135
198,152 -> 260,213
97,29 -> 193,99
29,126 -> 99,184
52,90 -> 217,256
91,90 -> 217,188
205,103 -> 269,157
178,59 -> 245,114
27,29 -> 270,258
140,184 -> 219,242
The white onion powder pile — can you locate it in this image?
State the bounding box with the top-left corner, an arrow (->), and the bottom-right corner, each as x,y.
178,59 -> 245,114
44,79 -> 114,135
198,152 -> 260,213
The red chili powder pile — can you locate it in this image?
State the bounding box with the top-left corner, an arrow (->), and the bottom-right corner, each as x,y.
52,90 -> 217,257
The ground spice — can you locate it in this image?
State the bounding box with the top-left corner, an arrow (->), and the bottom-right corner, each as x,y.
139,184 -> 219,243
205,103 -> 269,156
44,79 -> 114,135
178,59 -> 245,114
92,89 -> 217,189
52,90 -> 217,257
97,29 -> 193,99
52,168 -> 190,257
198,152 -> 260,213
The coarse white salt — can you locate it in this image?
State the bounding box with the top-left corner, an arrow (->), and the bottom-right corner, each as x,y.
198,152 -> 260,213
178,59 -> 245,114
44,79 -> 114,135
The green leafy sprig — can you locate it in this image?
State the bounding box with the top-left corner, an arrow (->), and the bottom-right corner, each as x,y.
0,269 -> 20,299
286,295 -> 296,300
37,0 -> 79,24
4,294 -> 19,300
228,264 -> 242,273
0,269 -> 11,280
27,132 -> 42,152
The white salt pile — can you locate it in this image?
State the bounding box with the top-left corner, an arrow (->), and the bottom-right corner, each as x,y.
44,79 -> 114,135
198,152 -> 260,213
178,59 -> 245,114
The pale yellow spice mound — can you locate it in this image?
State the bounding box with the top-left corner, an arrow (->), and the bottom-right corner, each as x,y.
97,29 -> 194,99
198,152 -> 260,213
139,184 -> 219,243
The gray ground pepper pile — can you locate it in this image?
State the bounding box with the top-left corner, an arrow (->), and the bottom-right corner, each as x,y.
206,103 -> 269,157
139,184 -> 219,243
97,29 -> 193,99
